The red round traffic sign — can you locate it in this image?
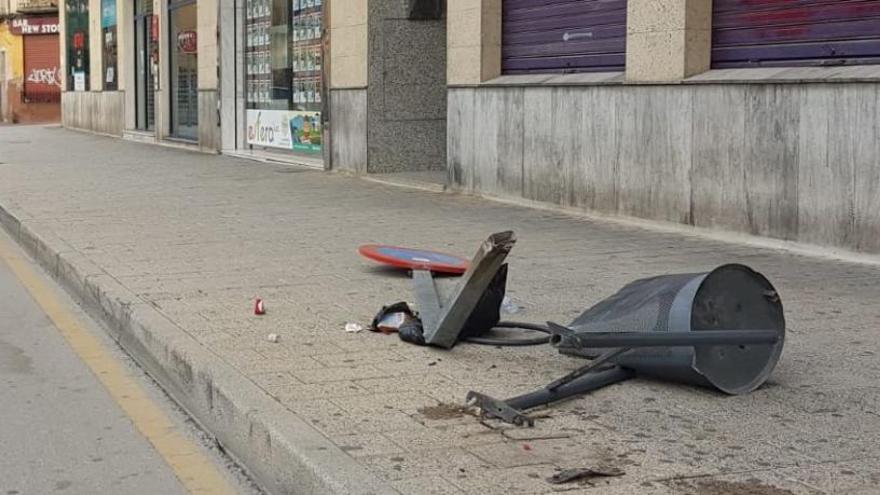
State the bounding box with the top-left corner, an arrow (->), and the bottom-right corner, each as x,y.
358,244 -> 469,274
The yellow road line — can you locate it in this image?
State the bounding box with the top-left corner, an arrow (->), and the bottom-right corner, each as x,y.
0,236 -> 237,495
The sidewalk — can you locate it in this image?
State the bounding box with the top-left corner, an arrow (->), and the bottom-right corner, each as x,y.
2,125 -> 879,495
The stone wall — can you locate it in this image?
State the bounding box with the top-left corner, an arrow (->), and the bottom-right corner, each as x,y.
448,81 -> 880,254
61,90 -> 124,135
328,0 -> 446,173
365,0 -> 446,173
327,0 -> 368,172
367,0 -> 446,173
329,88 -> 367,173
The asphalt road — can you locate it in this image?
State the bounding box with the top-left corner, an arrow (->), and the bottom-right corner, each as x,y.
0,230 -> 260,495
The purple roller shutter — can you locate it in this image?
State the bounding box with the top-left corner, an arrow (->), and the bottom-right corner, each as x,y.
502,0 -> 628,74
712,0 -> 880,68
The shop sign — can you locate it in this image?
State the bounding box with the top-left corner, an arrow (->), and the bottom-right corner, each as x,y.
10,17 -> 60,35
177,30 -> 197,53
246,109 -> 322,153
101,0 -> 117,28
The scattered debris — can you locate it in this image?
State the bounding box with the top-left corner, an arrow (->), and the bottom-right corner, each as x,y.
370,302 -> 417,334
376,312 -> 408,332
417,403 -> 478,420
546,467 -> 625,485
266,333 -> 280,343
501,295 -> 520,314
369,302 -> 426,344
254,298 -> 266,315
359,234 -> 787,428
344,322 -> 365,333
501,430 -> 573,441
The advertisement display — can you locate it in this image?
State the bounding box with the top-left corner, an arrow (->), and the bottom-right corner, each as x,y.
73,72 -> 86,91
243,0 -> 323,156
102,0 -> 118,90
177,30 -> 197,53
247,109 -> 321,152
101,0 -> 117,28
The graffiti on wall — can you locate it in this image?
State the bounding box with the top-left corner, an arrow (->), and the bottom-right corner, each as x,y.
26,67 -> 62,88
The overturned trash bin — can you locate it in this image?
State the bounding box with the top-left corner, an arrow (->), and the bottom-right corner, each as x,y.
468,264 -> 785,426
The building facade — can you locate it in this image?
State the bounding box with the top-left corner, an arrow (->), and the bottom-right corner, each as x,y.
56,0 -> 880,254
57,0 -> 446,168
446,0 -> 880,255
59,0 -> 220,146
217,0 -> 329,164
1,0 -> 61,123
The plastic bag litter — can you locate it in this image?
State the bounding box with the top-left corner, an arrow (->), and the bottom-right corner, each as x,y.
501,296 -> 520,315
344,322 -> 365,333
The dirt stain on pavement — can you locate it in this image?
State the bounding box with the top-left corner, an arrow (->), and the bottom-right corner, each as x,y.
0,337 -> 33,374
417,403 -> 477,420
672,478 -> 795,495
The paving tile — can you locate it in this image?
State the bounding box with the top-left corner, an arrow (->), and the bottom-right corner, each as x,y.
776,457 -> 880,494
5,126 -> 880,494
384,422 -> 505,451
266,380 -> 370,401
389,476 -> 466,495
330,433 -> 406,459
359,448 -> 492,482
665,471 -> 824,495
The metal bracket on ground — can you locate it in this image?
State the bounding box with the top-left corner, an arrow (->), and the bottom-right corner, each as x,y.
421,231 -> 516,348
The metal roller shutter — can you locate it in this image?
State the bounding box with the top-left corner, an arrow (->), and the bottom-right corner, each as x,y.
23,34 -> 62,102
713,0 -> 880,68
502,0 -> 628,74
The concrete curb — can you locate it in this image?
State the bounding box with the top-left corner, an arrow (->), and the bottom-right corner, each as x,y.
0,202 -> 397,495
360,174 -> 448,194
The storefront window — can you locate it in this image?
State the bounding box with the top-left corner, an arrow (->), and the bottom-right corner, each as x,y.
134,0 -> 158,130
65,0 -> 90,91
170,0 -> 198,139
245,0 -> 323,154
102,0 -> 118,90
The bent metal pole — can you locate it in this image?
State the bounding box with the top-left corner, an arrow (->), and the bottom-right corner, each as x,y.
551,329 -> 780,349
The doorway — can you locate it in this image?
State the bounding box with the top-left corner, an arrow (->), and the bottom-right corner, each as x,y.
134,0 -> 156,130
169,0 -> 197,140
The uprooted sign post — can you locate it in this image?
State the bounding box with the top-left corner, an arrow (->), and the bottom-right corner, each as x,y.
359,231 -> 786,426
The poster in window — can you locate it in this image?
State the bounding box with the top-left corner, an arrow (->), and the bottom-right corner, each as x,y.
74,72 -> 86,91
246,109 -> 322,153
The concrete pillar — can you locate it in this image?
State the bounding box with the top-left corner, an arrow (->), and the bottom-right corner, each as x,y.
156,0 -> 169,137
218,0 -> 237,150
447,0 -> 500,85
625,0 -> 712,82
196,0 -> 220,150
197,0 -> 217,90
59,0 -> 67,91
88,0 -> 102,90
120,0 -> 137,129
116,0 -> 128,92
329,0 -> 367,89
